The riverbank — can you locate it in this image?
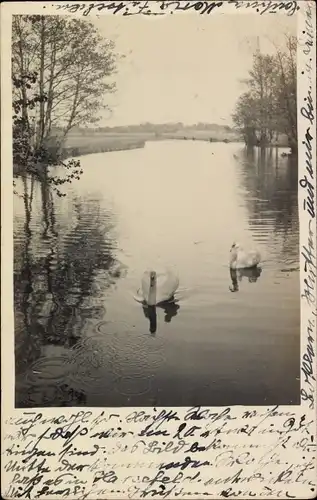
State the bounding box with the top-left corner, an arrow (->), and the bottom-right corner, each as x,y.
61,136 -> 146,159
12,132 -> 233,176
60,130 -> 241,159
12,132 -> 292,177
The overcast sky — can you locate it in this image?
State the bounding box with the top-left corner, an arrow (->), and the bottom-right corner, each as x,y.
91,14 -> 296,127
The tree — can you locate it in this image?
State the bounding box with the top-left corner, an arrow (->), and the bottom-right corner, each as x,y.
247,53 -> 278,145
232,92 -> 258,147
12,15 -> 118,166
273,35 -> 297,152
232,36 -> 297,152
12,70 -> 83,198
233,52 -> 278,147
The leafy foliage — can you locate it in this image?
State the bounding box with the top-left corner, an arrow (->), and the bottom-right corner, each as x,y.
12,73 -> 82,197
12,15 -> 119,196
232,36 -> 297,151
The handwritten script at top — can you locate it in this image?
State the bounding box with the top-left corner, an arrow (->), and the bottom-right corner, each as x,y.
54,1 -> 299,17
299,1 -> 316,412
2,406 -> 316,499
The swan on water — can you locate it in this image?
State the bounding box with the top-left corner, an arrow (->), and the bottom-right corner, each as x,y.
141,269 -> 179,306
229,242 -> 261,270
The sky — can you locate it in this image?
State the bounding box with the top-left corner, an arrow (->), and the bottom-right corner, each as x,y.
91,13 -> 296,127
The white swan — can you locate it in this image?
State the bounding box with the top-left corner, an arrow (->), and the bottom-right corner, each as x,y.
229,242 -> 261,270
141,269 -> 179,306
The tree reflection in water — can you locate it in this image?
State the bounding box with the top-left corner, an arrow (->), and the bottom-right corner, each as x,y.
14,176 -> 122,407
236,147 -> 299,263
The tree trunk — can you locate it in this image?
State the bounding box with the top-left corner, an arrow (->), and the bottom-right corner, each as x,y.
62,78 -> 80,140
44,38 -> 57,140
37,17 -> 46,149
276,49 -> 297,152
16,20 -> 31,168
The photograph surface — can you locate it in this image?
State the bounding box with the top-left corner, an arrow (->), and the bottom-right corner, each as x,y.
12,10 -> 300,409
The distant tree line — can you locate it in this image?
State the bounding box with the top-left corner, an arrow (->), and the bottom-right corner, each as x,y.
232,35 -> 297,153
61,122 -> 235,135
12,15 -> 118,193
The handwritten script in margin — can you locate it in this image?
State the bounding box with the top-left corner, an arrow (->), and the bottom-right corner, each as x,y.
299,0 -> 316,414
52,1 -> 299,18
2,406 -> 316,499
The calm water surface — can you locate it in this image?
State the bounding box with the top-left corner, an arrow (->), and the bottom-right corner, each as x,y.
14,141 -> 300,407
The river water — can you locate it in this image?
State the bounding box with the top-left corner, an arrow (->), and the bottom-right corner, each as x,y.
14,141 -> 300,407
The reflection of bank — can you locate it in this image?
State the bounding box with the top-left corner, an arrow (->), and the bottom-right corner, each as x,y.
229,266 -> 262,292
142,300 -> 180,334
14,177 -> 123,407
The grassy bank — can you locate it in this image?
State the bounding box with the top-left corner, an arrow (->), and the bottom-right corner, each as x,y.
61,134 -> 147,159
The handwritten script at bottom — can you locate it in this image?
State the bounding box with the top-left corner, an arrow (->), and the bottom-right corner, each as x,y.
2,406 -> 316,499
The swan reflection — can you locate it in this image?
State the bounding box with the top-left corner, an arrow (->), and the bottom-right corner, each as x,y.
229,266 -> 262,292
142,299 -> 180,334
